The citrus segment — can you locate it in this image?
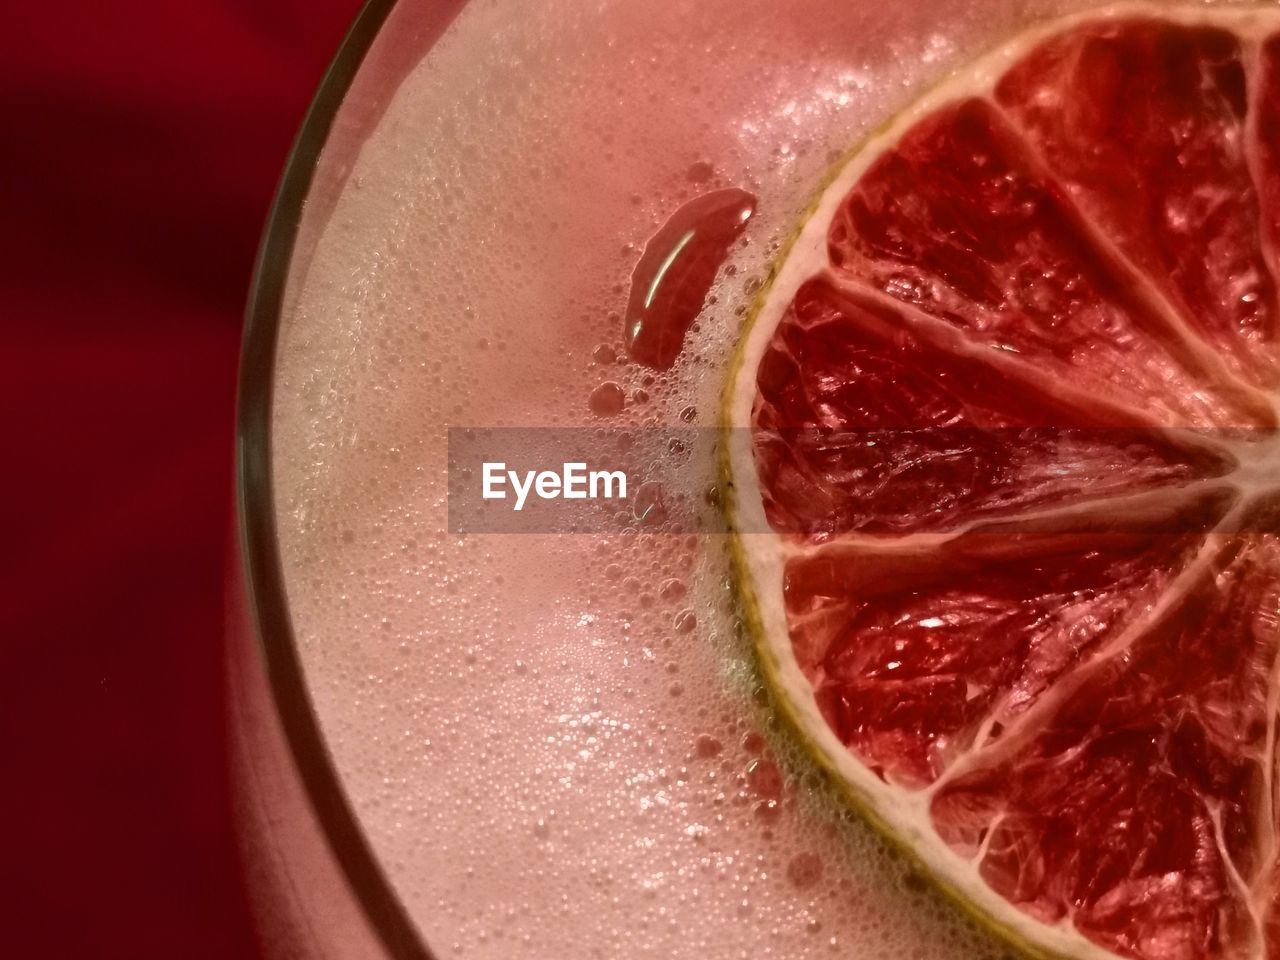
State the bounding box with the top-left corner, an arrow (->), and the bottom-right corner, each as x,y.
725,6 -> 1280,960
1255,35 -> 1280,342
754,277 -> 1231,537
931,536 -> 1280,960
784,528 -> 1210,789
826,96 -> 1267,426
995,20 -> 1279,388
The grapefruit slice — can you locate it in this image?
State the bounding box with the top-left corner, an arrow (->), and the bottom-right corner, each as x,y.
722,6 -> 1280,960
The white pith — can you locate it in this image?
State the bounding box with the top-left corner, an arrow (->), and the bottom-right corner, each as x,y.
723,4 -> 1280,959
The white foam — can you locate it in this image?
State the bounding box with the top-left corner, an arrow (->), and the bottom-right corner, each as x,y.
271,0 -> 1107,956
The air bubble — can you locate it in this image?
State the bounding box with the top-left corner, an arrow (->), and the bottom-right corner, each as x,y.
589,382 -> 627,416
694,734 -> 723,758
686,160 -> 715,183
786,853 -> 824,890
746,758 -> 783,800
660,578 -> 688,602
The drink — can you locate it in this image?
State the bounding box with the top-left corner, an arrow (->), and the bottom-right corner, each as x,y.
242,1 -> 1255,958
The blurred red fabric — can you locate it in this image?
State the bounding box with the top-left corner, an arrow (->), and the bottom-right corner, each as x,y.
1,1 -> 362,956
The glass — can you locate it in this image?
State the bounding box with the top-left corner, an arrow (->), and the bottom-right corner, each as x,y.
230,2 -> 463,958
227,1 -> 1147,958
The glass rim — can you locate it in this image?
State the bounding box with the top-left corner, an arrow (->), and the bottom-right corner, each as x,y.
235,0 -> 437,957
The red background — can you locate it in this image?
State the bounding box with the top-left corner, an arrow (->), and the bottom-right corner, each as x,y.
3,1 -> 362,956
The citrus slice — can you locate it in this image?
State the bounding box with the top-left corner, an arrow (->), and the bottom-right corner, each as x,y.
722,5 -> 1280,960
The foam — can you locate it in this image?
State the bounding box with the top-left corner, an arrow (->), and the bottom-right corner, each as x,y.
270,0 -> 1105,956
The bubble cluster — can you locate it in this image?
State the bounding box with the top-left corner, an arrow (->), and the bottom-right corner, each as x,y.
267,0 -> 1093,956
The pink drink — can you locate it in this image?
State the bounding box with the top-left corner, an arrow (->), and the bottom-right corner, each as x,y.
235,0 -> 1116,957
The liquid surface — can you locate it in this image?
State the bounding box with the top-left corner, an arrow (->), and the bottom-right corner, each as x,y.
268,0 -> 1168,957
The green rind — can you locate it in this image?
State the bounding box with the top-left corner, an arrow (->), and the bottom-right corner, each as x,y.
723,3 -> 1280,955
716,17 -> 1107,960
720,522 -> 1076,960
